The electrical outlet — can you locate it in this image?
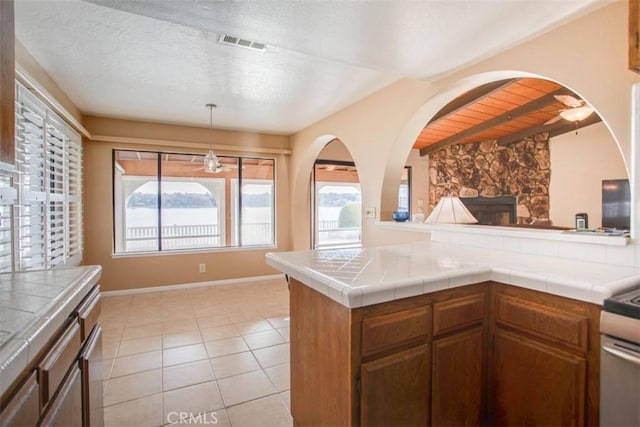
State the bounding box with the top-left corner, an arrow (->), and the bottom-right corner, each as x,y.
199,263 -> 206,273
365,207 -> 376,218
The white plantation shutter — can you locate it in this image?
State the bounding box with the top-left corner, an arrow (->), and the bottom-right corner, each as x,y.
46,112 -> 67,268
66,131 -> 82,263
0,177 -> 16,272
13,82 -> 83,270
15,85 -> 47,270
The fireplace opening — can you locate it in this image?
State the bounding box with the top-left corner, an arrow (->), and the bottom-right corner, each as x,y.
460,196 -> 517,226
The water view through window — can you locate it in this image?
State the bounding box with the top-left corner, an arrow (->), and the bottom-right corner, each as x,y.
313,161 -> 361,248
114,150 -> 275,253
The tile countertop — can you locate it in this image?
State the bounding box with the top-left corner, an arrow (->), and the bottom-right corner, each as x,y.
0,265 -> 102,397
265,242 -> 640,309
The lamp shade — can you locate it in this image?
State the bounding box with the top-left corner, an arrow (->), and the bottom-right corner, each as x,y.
425,196 -> 478,224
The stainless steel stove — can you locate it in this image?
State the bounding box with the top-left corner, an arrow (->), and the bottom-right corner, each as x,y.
600,286 -> 640,426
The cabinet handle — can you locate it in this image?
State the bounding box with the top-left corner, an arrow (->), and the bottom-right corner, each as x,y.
602,344 -> 640,366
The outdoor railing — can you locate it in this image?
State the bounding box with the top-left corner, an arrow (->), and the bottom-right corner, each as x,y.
125,220 -> 358,251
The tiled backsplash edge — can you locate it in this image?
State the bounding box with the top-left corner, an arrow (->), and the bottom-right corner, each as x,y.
376,222 -> 638,267
429,228 -> 638,267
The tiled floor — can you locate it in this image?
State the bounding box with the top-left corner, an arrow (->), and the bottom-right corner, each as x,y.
99,277 -> 293,427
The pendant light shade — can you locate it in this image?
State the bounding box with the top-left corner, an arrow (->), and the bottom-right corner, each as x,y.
204,150 -> 218,173
204,103 -> 218,173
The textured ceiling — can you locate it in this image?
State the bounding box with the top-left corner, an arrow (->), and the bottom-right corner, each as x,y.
14,0 -> 605,134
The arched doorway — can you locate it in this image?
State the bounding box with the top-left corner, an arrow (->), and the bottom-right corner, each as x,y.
312,140 -> 362,248
383,72 -> 629,233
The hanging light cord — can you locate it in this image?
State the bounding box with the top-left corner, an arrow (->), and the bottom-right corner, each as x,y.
208,103 -> 216,150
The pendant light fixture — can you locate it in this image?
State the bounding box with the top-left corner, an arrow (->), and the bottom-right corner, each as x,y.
204,103 -> 218,173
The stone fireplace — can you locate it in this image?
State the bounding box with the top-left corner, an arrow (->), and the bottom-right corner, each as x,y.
461,196 -> 517,226
429,133 -> 551,224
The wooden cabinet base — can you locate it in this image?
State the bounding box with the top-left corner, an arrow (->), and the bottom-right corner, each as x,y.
289,279 -> 600,426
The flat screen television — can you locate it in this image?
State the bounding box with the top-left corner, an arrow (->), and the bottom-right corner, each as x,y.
602,179 -> 631,230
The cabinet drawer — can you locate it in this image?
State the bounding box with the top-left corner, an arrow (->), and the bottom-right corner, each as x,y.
0,371 -> 39,426
495,294 -> 588,351
38,321 -> 82,408
433,293 -> 485,336
76,285 -> 101,341
362,306 -> 430,358
38,366 -> 82,427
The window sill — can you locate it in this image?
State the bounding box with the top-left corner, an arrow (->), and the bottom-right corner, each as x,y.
111,244 -> 278,259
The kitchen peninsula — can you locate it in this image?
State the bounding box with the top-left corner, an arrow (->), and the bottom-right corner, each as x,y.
266,241 -> 640,426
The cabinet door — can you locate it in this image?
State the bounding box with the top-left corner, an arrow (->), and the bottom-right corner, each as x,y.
80,325 -> 103,427
38,366 -> 83,427
432,327 -> 483,426
361,344 -> 429,427
0,371 -> 39,426
493,329 -> 586,427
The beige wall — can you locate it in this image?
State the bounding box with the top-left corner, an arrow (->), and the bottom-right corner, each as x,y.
405,149 -> 429,217
83,116 -> 291,291
549,122 -> 627,228
289,1 -> 640,249
317,139 -> 353,161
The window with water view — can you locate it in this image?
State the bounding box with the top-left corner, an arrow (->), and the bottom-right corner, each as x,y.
113,150 -> 275,253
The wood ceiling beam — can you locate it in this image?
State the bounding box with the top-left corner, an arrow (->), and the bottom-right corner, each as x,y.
427,79 -> 517,124
496,113 -> 602,146
419,88 -> 570,156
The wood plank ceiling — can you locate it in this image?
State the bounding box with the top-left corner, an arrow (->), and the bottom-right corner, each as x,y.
415,78 -> 602,156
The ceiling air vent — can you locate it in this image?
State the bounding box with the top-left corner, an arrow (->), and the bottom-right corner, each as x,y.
218,34 -> 267,52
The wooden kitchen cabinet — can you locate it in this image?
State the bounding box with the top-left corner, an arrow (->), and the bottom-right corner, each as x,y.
38,366 -> 83,427
289,280 -> 599,426
431,327 -> 484,426
360,305 -> 431,426
0,284 -> 104,427
0,0 -> 15,165
493,329 -> 586,426
0,372 -> 39,426
80,325 -> 104,427
431,292 -> 486,426
38,321 -> 82,409
630,0 -> 640,72
361,345 -> 430,427
491,284 -> 600,426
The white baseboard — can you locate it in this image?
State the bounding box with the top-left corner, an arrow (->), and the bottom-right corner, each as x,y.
100,274 -> 286,297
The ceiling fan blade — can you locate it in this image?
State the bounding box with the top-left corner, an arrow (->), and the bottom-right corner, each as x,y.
544,115 -> 563,125
554,95 -> 582,108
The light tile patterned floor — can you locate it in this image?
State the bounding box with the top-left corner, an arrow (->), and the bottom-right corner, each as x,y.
99,277 -> 292,427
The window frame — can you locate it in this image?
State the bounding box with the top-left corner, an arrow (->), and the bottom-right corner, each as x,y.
112,149 -> 277,255
311,159 -> 362,249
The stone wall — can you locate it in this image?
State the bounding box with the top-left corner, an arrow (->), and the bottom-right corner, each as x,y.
428,133 -> 551,224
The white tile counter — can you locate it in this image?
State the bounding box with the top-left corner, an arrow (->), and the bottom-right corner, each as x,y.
265,241 -> 640,308
0,265 -> 102,396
